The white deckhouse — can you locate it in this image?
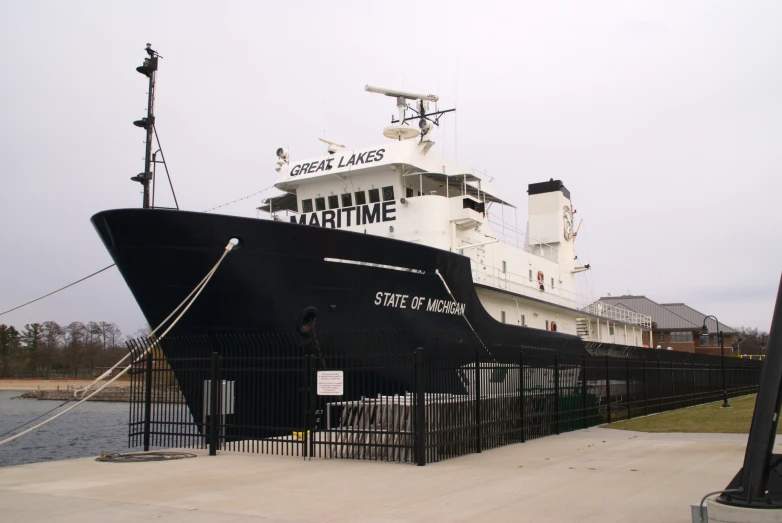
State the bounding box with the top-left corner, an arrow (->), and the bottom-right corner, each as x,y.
262,86 -> 651,346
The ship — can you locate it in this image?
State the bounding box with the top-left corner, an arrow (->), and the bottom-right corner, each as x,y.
92,57 -> 653,437
93,84 -> 652,349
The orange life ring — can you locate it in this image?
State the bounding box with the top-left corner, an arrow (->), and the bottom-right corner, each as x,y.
550,321 -> 557,332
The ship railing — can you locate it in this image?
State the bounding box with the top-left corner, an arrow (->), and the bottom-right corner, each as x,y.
486,213 -> 559,263
471,263 -> 652,329
471,264 -> 581,311
581,301 -> 652,329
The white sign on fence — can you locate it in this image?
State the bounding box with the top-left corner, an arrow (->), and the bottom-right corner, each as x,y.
317,370 -> 344,396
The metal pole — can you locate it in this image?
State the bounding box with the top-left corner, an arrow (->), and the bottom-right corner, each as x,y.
582,355 -> 588,429
209,351 -> 220,456
415,348 -> 425,466
143,349 -> 153,451
554,355 -> 560,434
605,356 -> 612,424
643,359 -> 648,416
625,357 -> 631,419
520,352 -> 526,442
720,329 -> 730,408
475,349 -> 482,453
720,273 -> 782,507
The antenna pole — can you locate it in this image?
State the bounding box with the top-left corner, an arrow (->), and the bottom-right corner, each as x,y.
131,44 -> 160,209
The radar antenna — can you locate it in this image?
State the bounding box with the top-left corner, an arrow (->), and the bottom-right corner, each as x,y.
318,137 -> 345,155
365,85 -> 455,143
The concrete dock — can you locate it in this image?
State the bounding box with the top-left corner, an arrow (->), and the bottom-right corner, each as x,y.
0,427 -> 770,522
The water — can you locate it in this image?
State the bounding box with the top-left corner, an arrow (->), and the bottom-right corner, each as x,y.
0,390 -> 134,467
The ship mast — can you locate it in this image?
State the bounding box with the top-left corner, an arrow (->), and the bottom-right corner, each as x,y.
131,43 -> 160,209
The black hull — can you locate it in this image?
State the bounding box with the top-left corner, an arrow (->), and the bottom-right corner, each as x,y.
93,209 -> 587,439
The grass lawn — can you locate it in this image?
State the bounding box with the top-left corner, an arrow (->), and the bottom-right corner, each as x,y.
603,394 -> 780,434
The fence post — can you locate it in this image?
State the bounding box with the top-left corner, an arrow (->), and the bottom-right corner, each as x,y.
143,348 -> 153,452
691,361 -> 696,405
682,362 -> 687,408
582,355 -> 588,429
605,356 -> 612,424
520,351 -> 526,443
708,363 -> 713,401
209,351 -> 221,456
670,361 -> 676,411
475,349 -> 482,453
625,357 -> 631,419
554,354 -> 560,435
415,348 -> 426,466
658,356 -> 663,413
642,359 -> 648,417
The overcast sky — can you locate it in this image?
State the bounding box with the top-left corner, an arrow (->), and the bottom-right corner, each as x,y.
1,1 -> 780,338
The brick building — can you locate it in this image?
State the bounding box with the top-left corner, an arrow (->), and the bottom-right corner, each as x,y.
595,295 -> 738,355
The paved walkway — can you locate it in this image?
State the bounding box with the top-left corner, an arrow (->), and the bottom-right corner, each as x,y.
0,427 -> 768,523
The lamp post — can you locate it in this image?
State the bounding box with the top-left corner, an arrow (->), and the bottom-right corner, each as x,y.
700,315 -> 730,408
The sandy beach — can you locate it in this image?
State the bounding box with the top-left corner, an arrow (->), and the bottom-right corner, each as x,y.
0,379 -> 131,392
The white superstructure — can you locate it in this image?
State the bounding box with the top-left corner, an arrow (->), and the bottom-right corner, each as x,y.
262,87 -> 651,346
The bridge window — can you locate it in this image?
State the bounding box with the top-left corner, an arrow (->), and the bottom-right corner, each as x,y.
302,199 -> 313,213
328,195 -> 339,209
355,191 -> 366,205
341,193 -> 352,207
315,197 -> 326,211
670,331 -> 694,342
382,186 -> 395,201
368,189 -> 380,203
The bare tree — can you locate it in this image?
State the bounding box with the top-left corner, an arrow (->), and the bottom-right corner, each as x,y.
64,321 -> 86,377
20,323 -> 43,375
41,321 -> 64,378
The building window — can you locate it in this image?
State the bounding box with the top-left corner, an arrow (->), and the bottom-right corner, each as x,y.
328,195 -> 339,209
355,191 -> 366,206
341,193 -> 352,207
368,189 -> 380,203
502,261 -> 507,273
382,186 -> 395,201
315,197 -> 326,211
670,331 -> 694,343
501,311 -> 506,324
521,315 -> 526,327
659,332 -> 665,343
301,199 -> 313,213
406,187 -> 414,198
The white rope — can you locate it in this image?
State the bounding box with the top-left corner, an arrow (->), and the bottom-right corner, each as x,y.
434,269 -> 491,358
73,246 -> 234,399
0,238 -> 239,448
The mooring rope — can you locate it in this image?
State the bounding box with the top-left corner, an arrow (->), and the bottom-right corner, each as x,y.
433,269 -> 492,359
0,238 -> 240,448
0,264 -> 116,317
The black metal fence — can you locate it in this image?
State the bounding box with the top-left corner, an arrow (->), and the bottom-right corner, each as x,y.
127,330 -> 763,465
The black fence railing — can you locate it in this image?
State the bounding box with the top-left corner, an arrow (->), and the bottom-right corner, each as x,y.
127,330 -> 763,465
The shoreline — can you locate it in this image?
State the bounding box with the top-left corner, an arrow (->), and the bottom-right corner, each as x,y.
0,379 -> 131,392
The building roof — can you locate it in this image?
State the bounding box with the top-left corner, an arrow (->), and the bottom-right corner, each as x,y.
659,303 -> 736,334
597,296 -> 699,330
596,296 -> 737,334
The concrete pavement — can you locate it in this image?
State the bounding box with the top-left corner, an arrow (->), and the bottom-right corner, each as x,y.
0,427 -> 770,523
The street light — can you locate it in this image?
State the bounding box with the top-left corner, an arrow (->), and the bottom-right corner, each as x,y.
700,315 -> 730,408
